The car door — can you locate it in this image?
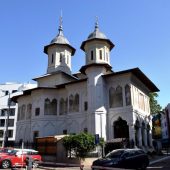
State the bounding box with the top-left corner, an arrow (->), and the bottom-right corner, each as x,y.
120,151 -> 136,169
12,151 -> 26,167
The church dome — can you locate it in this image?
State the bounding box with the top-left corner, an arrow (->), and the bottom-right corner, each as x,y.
87,22 -> 107,40
44,18 -> 75,55
50,25 -> 70,45
80,20 -> 114,51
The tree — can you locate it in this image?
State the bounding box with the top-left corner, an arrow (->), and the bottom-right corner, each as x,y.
149,92 -> 162,114
63,132 -> 95,159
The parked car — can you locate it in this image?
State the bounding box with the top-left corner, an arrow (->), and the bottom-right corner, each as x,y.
0,147 -> 14,155
91,148 -> 149,170
0,148 -> 42,169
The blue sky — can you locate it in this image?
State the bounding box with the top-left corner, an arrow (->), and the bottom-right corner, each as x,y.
0,0 -> 170,108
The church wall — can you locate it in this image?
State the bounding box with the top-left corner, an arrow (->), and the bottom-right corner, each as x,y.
47,46 -> 72,74
16,81 -> 89,142
14,20 -> 157,152
84,40 -> 110,65
36,73 -> 76,88
130,74 -> 150,117
37,74 -> 63,87
105,73 -> 151,145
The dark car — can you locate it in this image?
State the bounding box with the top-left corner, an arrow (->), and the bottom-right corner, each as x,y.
91,148 -> 149,170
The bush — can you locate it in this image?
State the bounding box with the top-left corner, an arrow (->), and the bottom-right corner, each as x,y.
63,132 -> 95,159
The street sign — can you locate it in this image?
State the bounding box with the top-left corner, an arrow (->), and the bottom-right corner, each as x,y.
95,134 -> 99,144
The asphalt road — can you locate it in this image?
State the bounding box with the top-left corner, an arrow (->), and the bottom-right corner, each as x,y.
0,156 -> 170,170
148,156 -> 170,170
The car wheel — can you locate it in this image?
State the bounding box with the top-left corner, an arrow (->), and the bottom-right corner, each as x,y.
33,161 -> 39,168
140,162 -> 147,170
1,160 -> 11,169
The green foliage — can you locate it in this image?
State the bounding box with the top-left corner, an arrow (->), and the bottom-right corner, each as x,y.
149,92 -> 162,114
62,134 -> 76,158
63,132 -> 95,159
99,137 -> 105,147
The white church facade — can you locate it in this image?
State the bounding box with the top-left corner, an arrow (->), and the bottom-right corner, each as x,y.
13,19 -> 159,150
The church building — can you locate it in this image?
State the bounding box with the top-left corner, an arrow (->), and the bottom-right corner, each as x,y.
14,18 -> 159,150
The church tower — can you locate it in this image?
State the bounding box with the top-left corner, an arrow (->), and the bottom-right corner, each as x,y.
44,17 -> 75,75
80,19 -> 114,68
80,20 -> 115,140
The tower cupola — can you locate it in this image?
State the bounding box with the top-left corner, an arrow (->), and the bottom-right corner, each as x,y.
80,20 -> 114,67
44,17 -> 75,75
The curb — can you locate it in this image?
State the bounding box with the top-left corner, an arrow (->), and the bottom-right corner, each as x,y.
38,162 -> 83,170
149,156 -> 170,165
38,166 -> 58,170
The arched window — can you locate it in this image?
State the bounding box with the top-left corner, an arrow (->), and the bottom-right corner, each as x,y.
60,53 -> 62,62
99,50 -> 102,60
84,101 -> 88,111
64,98 -> 68,114
51,54 -> 54,64
26,104 -> 32,119
59,98 -> 65,115
17,107 -> 21,121
44,98 -> 51,115
91,50 -> 94,60
74,94 -> 79,112
125,85 -> 131,106
109,87 -> 115,108
51,99 -> 57,115
69,95 -> 74,112
21,104 -> 26,120
115,86 -> 123,107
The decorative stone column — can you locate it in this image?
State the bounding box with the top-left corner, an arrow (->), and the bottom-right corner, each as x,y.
149,129 -> 153,147
138,126 -> 142,147
128,123 -> 135,148
143,125 -> 148,147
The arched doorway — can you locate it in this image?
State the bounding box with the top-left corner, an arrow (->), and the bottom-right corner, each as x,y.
114,117 -> 129,138
147,124 -> 150,146
135,119 -> 140,147
142,122 -> 145,146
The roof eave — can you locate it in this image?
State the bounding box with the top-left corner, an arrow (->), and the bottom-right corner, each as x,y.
103,67 -> 159,92
80,38 -> 114,51
44,43 -> 76,55
80,63 -> 112,75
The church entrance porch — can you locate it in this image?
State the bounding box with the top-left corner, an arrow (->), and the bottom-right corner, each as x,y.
113,117 -> 129,139
134,119 -> 153,150
106,116 -> 152,153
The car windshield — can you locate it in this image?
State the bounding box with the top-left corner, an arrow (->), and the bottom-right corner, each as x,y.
0,148 -> 13,153
106,150 -> 124,158
7,149 -> 19,155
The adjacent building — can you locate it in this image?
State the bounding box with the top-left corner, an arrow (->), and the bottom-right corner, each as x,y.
13,19 -> 159,151
0,82 -> 36,146
162,104 -> 170,145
